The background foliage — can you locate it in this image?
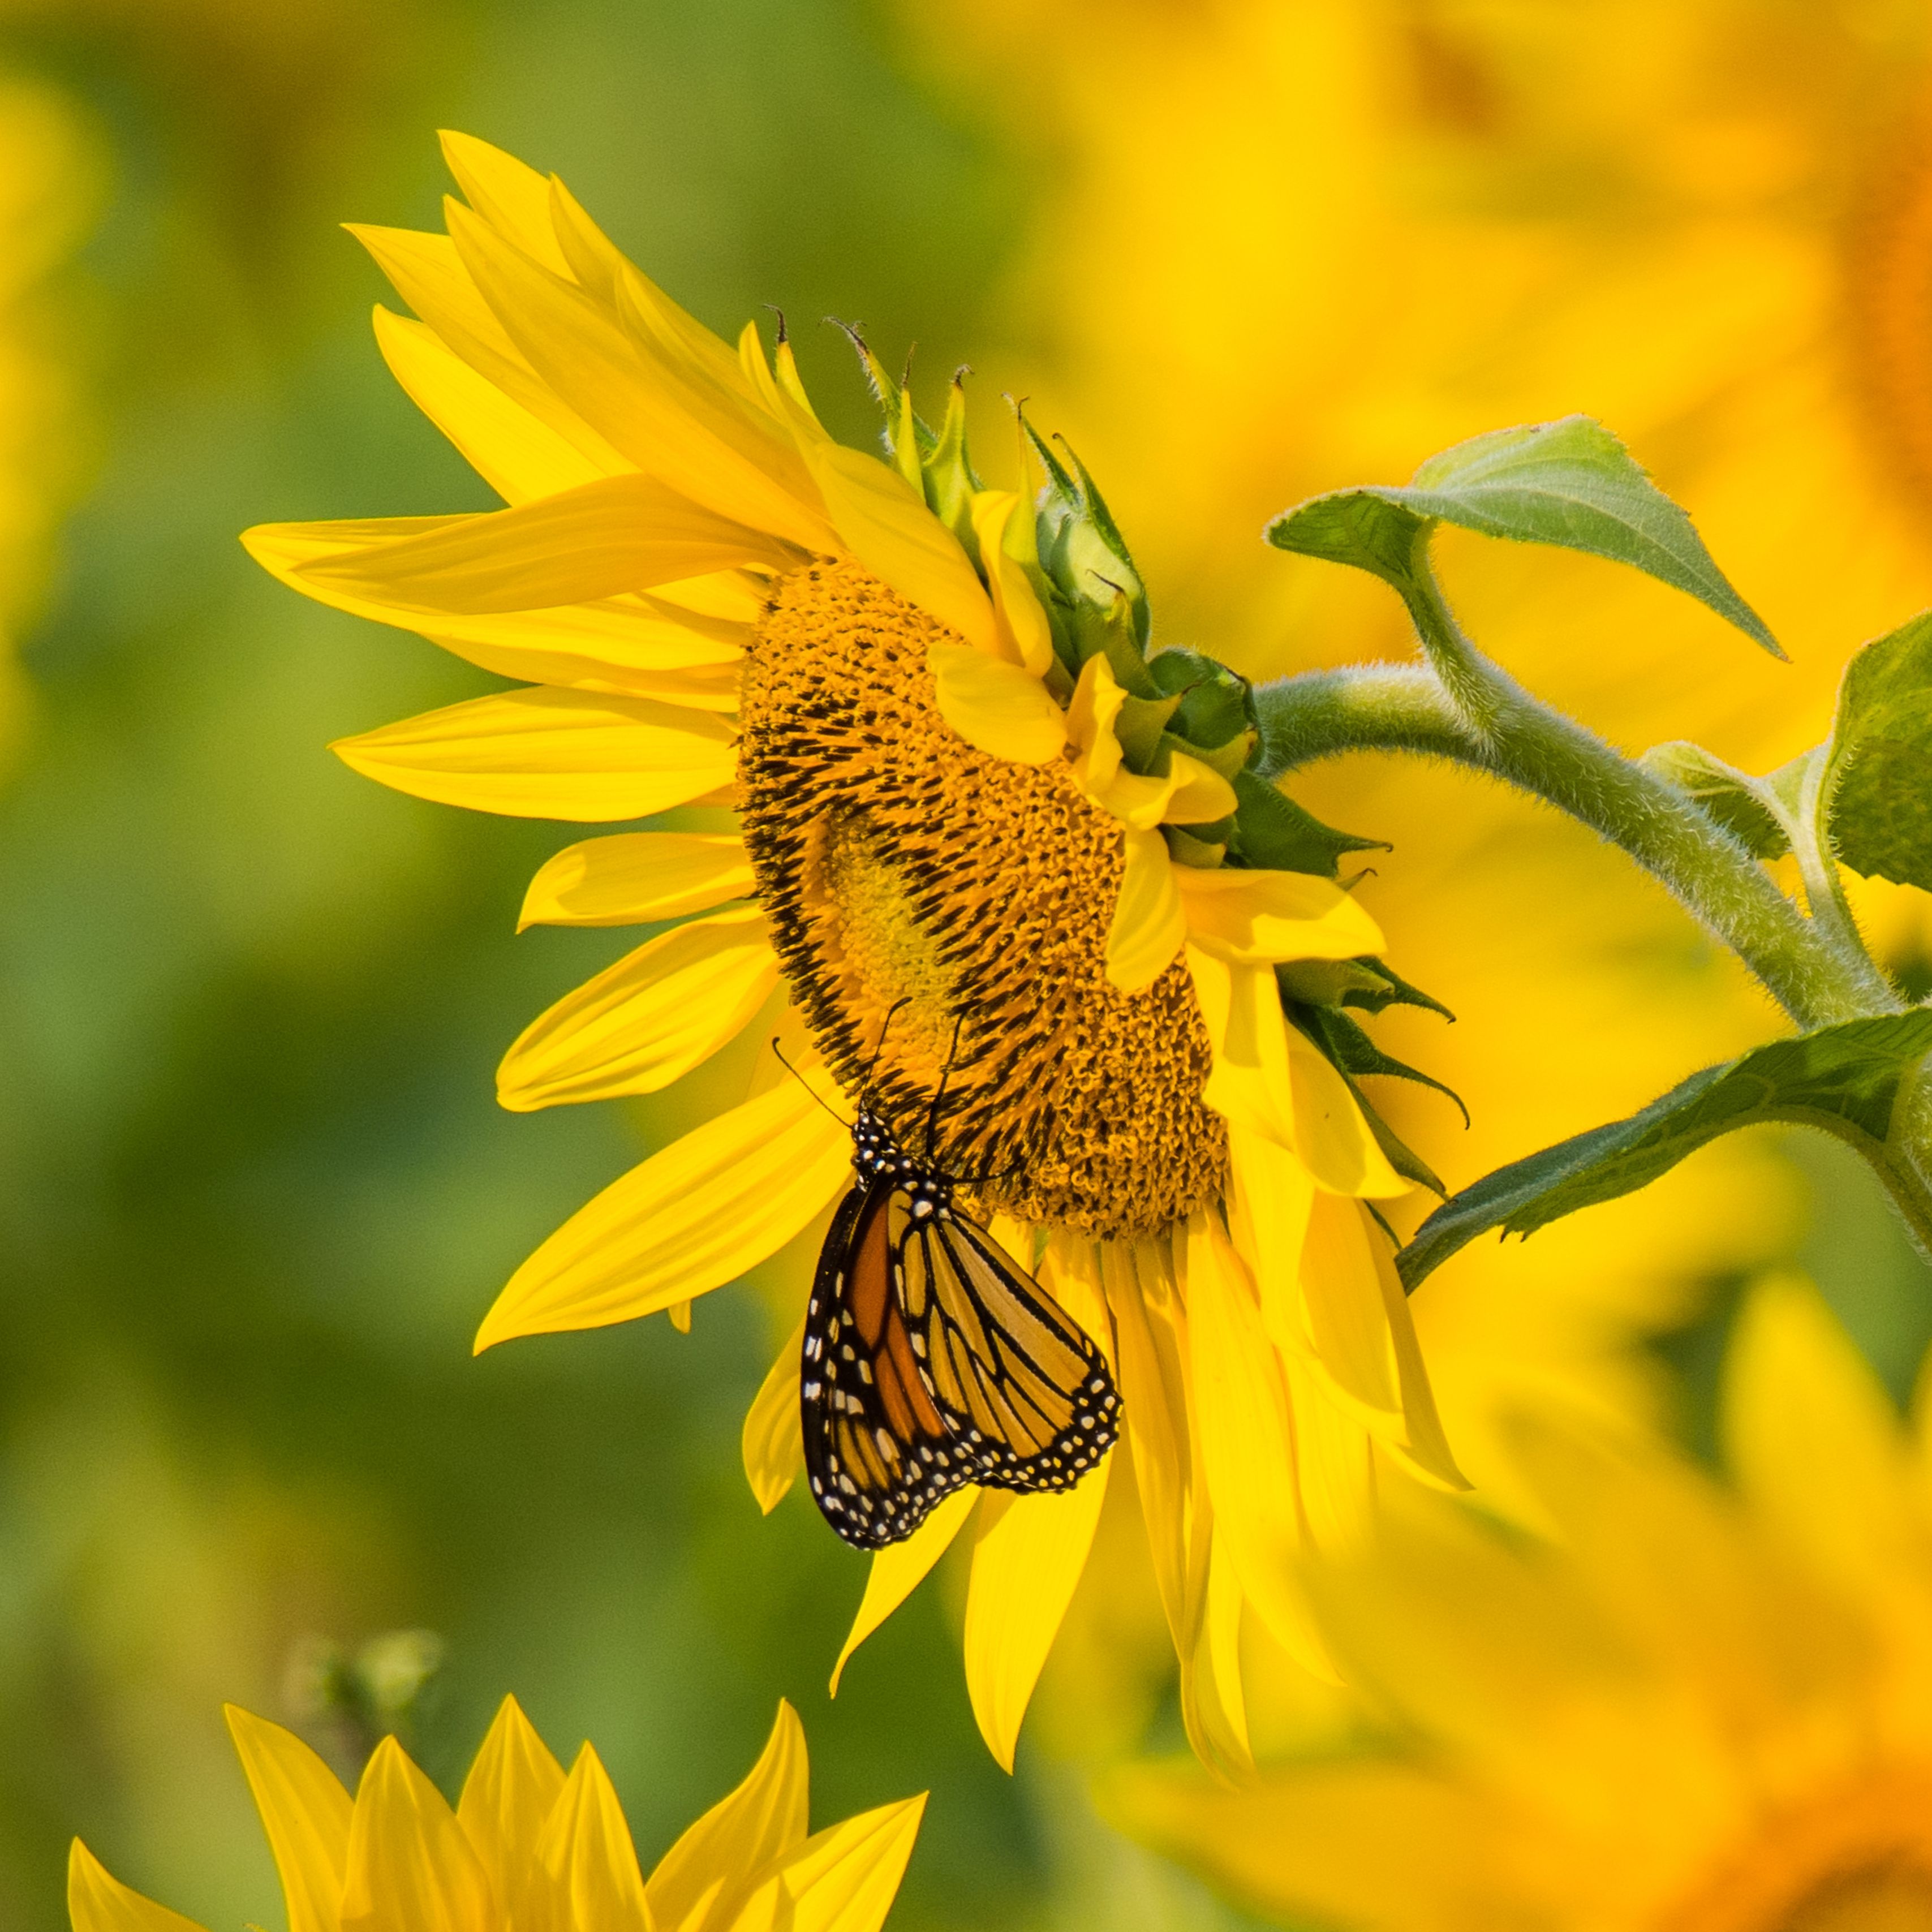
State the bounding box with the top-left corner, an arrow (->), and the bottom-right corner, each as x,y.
4,2 -> 1932,1929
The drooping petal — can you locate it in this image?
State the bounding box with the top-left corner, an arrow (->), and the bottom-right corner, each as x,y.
224,1705 -> 352,1932
373,306 -> 602,505
475,1068 -> 851,1349
799,438 -> 998,654
963,1460 -> 1112,1771
1279,1346 -> 1377,1564
927,643 -> 1064,765
496,907 -> 777,1111
742,1319 -> 806,1513
535,1745 -> 651,1932
1188,949 -> 1404,1198
967,490 -> 1055,677
1106,828 -> 1187,992
455,1697 -> 566,1928
644,1702 -> 809,1932
1182,1214 -> 1312,1664
1201,1529 -> 1253,1766
1174,866 -> 1384,966
341,1737 -> 494,1932
332,689 -> 737,823
829,1487 -> 980,1693
293,474 -> 798,617
518,833 -> 755,929
1224,1122 -> 1318,1358
67,1844 -> 208,1932
731,1799 -> 926,1932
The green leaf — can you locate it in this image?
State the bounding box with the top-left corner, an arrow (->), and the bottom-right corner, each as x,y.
1266,415 -> 1781,657
1638,740 -> 1790,859
1822,609 -> 1932,890
1397,1012 -> 1932,1293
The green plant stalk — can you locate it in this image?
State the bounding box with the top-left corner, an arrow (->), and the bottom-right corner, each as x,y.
1780,746 -> 1902,1014
1250,548 -> 1932,1252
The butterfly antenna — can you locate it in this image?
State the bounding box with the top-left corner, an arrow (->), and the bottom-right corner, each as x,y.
923,1010 -> 968,1159
769,1039 -> 852,1130
862,996 -> 911,1101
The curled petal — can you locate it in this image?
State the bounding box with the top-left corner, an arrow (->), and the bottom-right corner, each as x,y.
455,1698 -> 566,1928
1106,828 -> 1187,991
341,1737 -> 494,1932
1174,866 -> 1383,966
742,1320 -> 806,1514
968,490 -> 1056,677
224,1706 -> 352,1932
830,1487 -> 979,1693
519,833 -> 755,929
67,1844 -> 207,1932
732,1798 -> 927,1932
928,643 -> 1065,764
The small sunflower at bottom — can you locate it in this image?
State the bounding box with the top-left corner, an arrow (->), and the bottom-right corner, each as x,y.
69,1697 -> 921,1932
244,131 -> 1467,1772
1112,1276 -> 1932,1932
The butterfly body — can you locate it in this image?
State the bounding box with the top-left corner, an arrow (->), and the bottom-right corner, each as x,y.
801,1104 -> 1121,1550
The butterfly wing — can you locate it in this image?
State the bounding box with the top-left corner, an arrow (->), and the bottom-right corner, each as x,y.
801,1179 -> 980,1549
898,1211 -> 1120,1495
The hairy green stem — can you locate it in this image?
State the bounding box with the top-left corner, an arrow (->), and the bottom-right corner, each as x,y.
1253,659 -> 1874,1031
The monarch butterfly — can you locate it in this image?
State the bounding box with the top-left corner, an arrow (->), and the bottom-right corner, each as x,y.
799,1099 -> 1122,1550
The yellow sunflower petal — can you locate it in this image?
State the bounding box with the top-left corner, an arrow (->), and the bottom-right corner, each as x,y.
535,1745 -> 650,1932
798,437 -> 999,653
455,1697 -> 566,1927
1107,828 -> 1187,992
1726,1272 -> 1919,1598
1100,1240 -> 1195,1659
733,1798 -> 926,1932
293,474 -> 798,618
373,306 -> 600,505
439,130 -> 574,277
1280,1347 -> 1377,1561
1224,1122 -> 1317,1358
963,1459 -> 1112,1772
342,1736 -> 494,1932
519,833 -> 754,930
246,522 -> 748,696
1174,866 -> 1384,966
475,1067 -> 851,1349
1202,1529 -> 1253,1763
67,1844 -> 208,1932
644,1702 -> 809,1932
1182,1213 -> 1311,1663
496,907 -> 777,1111
332,689 -> 737,823
1189,949 -> 1404,1198
447,200 -> 832,553
967,490 -> 1055,677
829,1486 -> 979,1694
927,642 -> 1064,765
742,1320 -> 806,1514
349,223 -> 627,477
1159,751 -> 1240,828
223,1706 -> 352,1932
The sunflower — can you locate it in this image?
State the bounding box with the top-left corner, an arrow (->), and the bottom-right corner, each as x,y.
244,132 -> 1464,1772
70,1696 -> 921,1932
1111,1275 -> 1932,1931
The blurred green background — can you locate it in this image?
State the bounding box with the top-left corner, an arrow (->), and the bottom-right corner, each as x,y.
5,4 -> 1932,1931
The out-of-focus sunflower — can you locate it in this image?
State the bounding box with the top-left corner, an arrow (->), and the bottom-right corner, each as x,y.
897,0 -> 1932,1486
0,71 -> 97,768
1112,1276 -> 1932,1932
70,1696 -> 922,1932
246,133 -> 1466,1772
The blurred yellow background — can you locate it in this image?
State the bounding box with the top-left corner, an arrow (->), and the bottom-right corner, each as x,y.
6,2 -> 1932,1929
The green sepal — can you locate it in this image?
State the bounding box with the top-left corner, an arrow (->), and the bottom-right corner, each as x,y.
1148,648 -> 1256,750
1069,587 -> 1160,698
1284,1012 -> 1448,1198
1336,955 -> 1456,1022
1292,1001 -> 1469,1126
920,375 -> 983,565
1113,691 -> 1181,771
1163,825 -> 1227,868
1266,415 -> 1781,658
1276,958 -> 1402,1006
1819,609 -> 1932,892
1638,740 -> 1790,859
1025,413 -> 1151,649
1397,1011 -> 1932,1293
1227,768 -> 1387,879
835,320 -> 935,463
